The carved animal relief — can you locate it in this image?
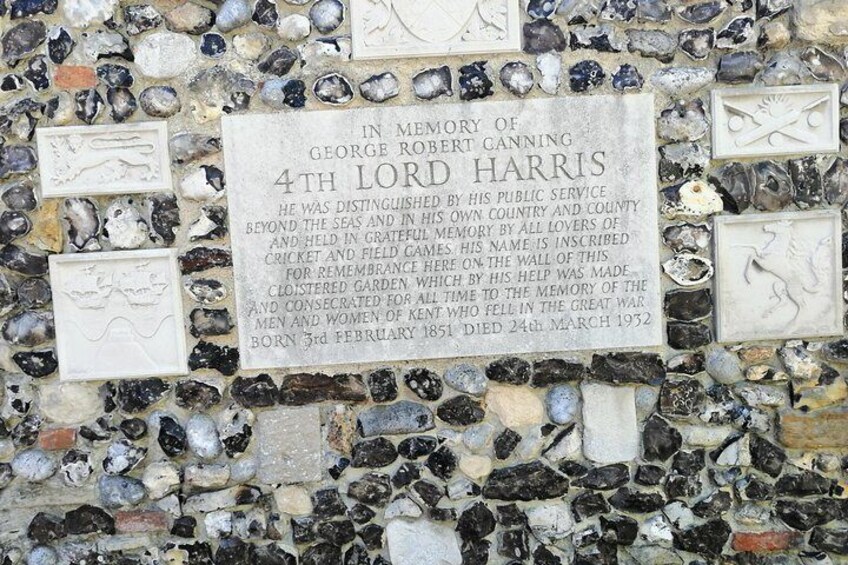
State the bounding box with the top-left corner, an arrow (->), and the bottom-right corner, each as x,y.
351,0 -> 520,59
49,250 -> 187,381
36,121 -> 172,197
714,211 -> 843,342
712,84 -> 840,158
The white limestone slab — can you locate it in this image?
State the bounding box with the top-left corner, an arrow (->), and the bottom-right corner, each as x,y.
711,84 -> 840,159
49,249 -> 187,381
714,210 -> 843,342
581,383 -> 639,464
257,406 -> 323,484
350,0 -> 521,60
36,121 -> 172,197
222,95 -> 662,370
386,519 -> 462,565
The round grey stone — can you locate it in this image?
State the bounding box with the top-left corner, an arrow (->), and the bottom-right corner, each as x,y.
140,86 -> 181,118
444,364 -> 487,396
12,449 -> 56,482
99,474 -> 146,508
546,385 -> 580,424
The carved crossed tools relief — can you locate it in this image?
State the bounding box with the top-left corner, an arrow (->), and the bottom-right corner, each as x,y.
351,0 -> 520,59
714,211 -> 843,343
49,250 -> 187,381
36,121 -> 172,198
711,84 -> 840,159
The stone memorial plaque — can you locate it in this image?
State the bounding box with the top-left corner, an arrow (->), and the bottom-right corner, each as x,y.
714,210 -> 843,342
223,95 -> 662,370
36,121 -> 172,198
49,249 -> 187,381
257,406 -> 323,484
349,0 -> 521,60
711,84 -> 840,159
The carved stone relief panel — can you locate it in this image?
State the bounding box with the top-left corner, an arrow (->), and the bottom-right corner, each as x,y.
714,210 -> 843,342
350,0 -> 521,60
36,121 -> 172,198
711,84 -> 840,159
49,249 -> 187,381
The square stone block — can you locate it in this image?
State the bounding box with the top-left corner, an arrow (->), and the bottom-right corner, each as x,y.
350,0 -> 521,60
257,406 -> 323,484
711,84 -> 840,159
49,249 -> 187,381
714,210 -> 843,342
581,382 -> 639,464
36,121 -> 172,198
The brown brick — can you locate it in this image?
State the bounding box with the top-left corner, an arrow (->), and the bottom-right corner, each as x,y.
115,511 -> 169,534
38,427 -> 76,450
779,408 -> 848,449
731,531 -> 802,553
53,65 -> 97,89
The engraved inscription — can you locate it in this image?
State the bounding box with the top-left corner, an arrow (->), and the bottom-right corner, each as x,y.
712,84 -> 840,159
36,122 -> 172,197
222,96 -> 662,370
715,211 -> 843,342
352,0 -> 519,59
49,250 -> 188,381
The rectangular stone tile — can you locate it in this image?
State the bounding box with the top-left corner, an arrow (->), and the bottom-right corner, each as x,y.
714,210 -> 843,342
779,408 -> 848,449
581,382 -> 639,463
49,249 -> 188,381
711,84 -> 840,159
36,121 -> 172,197
349,0 -> 521,60
223,95 -> 662,369
257,406 -> 323,484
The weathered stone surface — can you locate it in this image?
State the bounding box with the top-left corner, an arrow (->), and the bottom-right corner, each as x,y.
582,383 -> 638,463
357,401 -> 435,437
779,408 -> 848,448
257,407 -> 322,484
385,519 -> 462,565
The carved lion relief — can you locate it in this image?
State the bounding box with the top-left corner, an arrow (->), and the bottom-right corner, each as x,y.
49,250 -> 187,381
351,0 -> 520,59
714,211 -> 843,342
36,121 -> 172,198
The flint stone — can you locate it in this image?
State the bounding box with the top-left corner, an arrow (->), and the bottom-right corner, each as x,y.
257,407 -> 322,484
482,461 -> 568,501
591,352 -> 665,385
582,383 -> 639,463
386,519 -> 461,565
357,401 -> 435,437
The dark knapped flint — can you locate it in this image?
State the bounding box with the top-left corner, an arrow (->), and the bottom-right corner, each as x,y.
494,428 -> 521,460
404,368 -> 443,400
608,487 -> 665,513
351,437 -> 397,468
459,62 -> 494,102
776,499 -> 843,530
498,529 -> 529,559
660,378 -> 706,417
367,369 -> 397,403
461,539 -> 490,565
230,374 -> 278,407
483,462 -> 568,501
146,193 -> 180,245
716,51 -> 763,84
776,471 -> 834,497
643,415 -> 682,461
823,339 -> 848,363
2,179 -> 37,211
258,47 -> 298,76
486,357 -> 531,385
13,350 -> 58,378
74,89 -> 104,124
692,490 -> 732,518
677,0 -> 724,23
667,321 -> 712,350
523,20 -> 567,54
810,527 -> 848,555
158,416 -> 187,457
709,162 -> 752,214
532,358 -> 587,386
591,352 -> 665,385
391,462 -> 420,489
751,160 -> 793,211
437,395 -> 485,426
824,157 -> 848,206
457,501 -> 496,541
611,64 -> 643,92
673,519 -> 731,558
115,378 -> 170,413
188,341 -> 239,376
189,307 -> 233,337
347,473 -> 391,507
175,379 -> 222,411
302,543 -> 341,565
65,505 -> 115,535
749,434 -> 786,478
47,26 -> 74,64
573,464 -> 629,490
635,464 -> 665,486
569,60 -> 605,92
254,543 -> 297,565
601,515 -> 638,545
572,491 -> 610,521
1,20 -> 47,64
664,288 -> 712,321
426,446 -> 457,480
678,28 -> 714,61
279,373 -> 367,405
27,512 -> 66,544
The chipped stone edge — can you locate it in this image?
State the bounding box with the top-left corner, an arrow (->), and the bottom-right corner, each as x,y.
710,83 -> 841,160
713,209 -> 844,343
48,248 -> 189,381
35,121 -> 173,198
